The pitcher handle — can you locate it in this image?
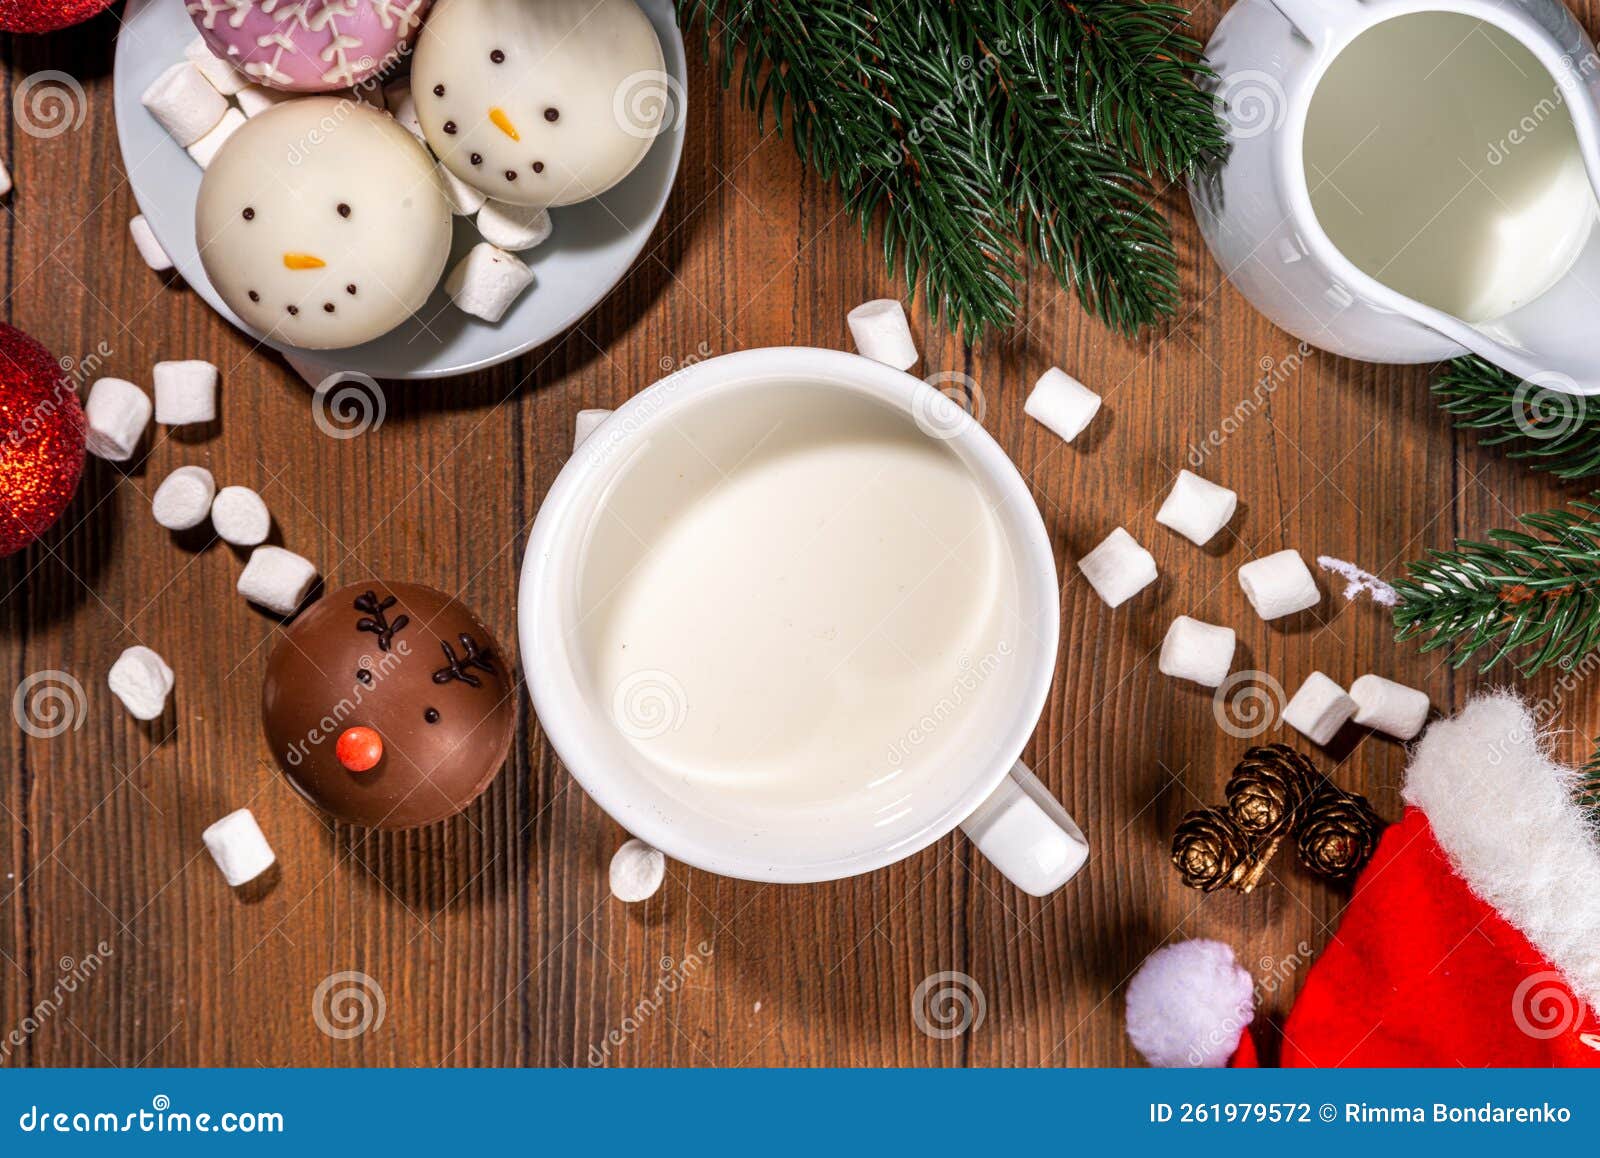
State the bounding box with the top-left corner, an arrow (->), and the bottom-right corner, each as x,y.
959,760 -> 1089,897
1269,0 -> 1363,45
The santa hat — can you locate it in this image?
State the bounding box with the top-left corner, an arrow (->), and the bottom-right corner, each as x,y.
1129,693 -> 1600,1067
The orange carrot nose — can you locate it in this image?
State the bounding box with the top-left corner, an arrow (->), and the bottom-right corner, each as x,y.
282,253 -> 326,270
489,107 -> 520,140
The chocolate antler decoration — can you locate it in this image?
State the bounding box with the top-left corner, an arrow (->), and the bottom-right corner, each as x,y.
433,633 -> 495,687
353,590 -> 410,651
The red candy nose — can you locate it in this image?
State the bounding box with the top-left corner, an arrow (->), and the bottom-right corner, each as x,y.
336,726 -> 384,772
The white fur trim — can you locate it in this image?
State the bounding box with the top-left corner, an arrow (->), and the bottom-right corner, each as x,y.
1403,692 -> 1600,1011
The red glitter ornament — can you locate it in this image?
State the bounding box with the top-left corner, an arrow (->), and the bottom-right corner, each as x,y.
0,323 -> 85,558
0,0 -> 115,33
336,726 -> 385,773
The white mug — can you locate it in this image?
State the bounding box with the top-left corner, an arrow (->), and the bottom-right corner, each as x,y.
518,347 -> 1088,895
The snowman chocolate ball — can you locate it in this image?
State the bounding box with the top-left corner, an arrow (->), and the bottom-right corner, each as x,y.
195,99 -> 453,350
412,0 -> 666,208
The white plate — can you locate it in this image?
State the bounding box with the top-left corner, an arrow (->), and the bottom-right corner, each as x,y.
112,0 -> 686,380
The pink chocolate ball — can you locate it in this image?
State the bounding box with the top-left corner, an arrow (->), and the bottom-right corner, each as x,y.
187,0 -> 431,93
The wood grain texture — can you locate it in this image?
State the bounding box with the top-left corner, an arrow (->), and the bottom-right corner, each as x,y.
2,3 -> 1595,1068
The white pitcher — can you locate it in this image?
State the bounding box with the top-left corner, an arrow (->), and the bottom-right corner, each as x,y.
1192,0 -> 1600,393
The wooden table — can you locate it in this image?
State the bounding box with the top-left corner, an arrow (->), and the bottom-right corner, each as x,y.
2,4 -> 1592,1068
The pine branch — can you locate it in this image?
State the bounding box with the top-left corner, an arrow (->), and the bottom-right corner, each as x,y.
1393,497 -> 1600,675
678,0 -> 1224,339
1433,356 -> 1600,480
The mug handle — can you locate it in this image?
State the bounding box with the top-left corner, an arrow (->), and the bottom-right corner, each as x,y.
959,759 -> 1089,896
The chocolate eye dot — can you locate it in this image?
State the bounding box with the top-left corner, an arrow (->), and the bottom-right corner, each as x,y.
337,203 -> 351,218
490,49 -> 504,63
531,160 -> 544,173
470,152 -> 482,166
424,707 -> 440,724
346,284 -> 358,295
248,290 -> 260,302
443,120 -> 457,135
242,207 -> 255,221
544,107 -> 559,122
356,669 -> 373,685
323,302 -> 336,313
432,83 -> 445,97
504,170 -> 517,182
286,305 -> 300,316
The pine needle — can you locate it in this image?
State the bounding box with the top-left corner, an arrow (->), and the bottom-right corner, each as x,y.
1433,356 -> 1600,480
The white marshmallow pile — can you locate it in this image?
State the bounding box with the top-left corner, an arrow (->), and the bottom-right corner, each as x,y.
1078,527 -> 1157,608
141,61 -> 228,148
235,84 -> 287,118
437,164 -> 486,216
1282,671 -> 1358,746
128,215 -> 173,273
609,838 -> 666,902
237,545 -> 318,616
152,465 -> 216,531
153,359 -> 218,426
85,377 -> 153,462
202,809 -> 276,888
188,107 -> 245,169
1156,470 -> 1237,547
211,486 -> 271,547
574,408 -> 612,450
1350,674 -> 1430,741
1237,549 -> 1320,620
183,35 -> 247,96
1025,367 -> 1102,444
476,201 -> 553,252
445,243 -> 535,324
107,645 -> 174,721
1159,616 -> 1236,688
846,299 -> 918,371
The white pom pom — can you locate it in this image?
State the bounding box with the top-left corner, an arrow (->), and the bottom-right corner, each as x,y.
1126,939 -> 1254,1068
609,838 -> 665,902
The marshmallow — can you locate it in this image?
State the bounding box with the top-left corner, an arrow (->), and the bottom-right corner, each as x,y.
1238,549 -> 1320,620
0,157 -> 10,198
237,545 -> 318,616
84,377 -> 153,462
211,486 -> 271,547
141,62 -> 229,148
235,85 -> 289,118
187,106 -> 245,169
184,34 -> 248,96
1349,674 -> 1431,741
151,465 -> 216,531
1158,616 -> 1237,688
1024,367 -> 1102,443
610,838 -> 665,902
437,164 -> 486,216
202,809 -> 275,888
1282,671 -> 1358,746
153,359 -> 218,425
107,645 -> 174,721
846,299 -> 918,371
384,80 -> 424,140
574,408 -> 611,449
1156,470 -> 1238,547
1077,526 -> 1157,608
128,215 -> 173,273
444,243 -> 534,324
476,200 -> 552,251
